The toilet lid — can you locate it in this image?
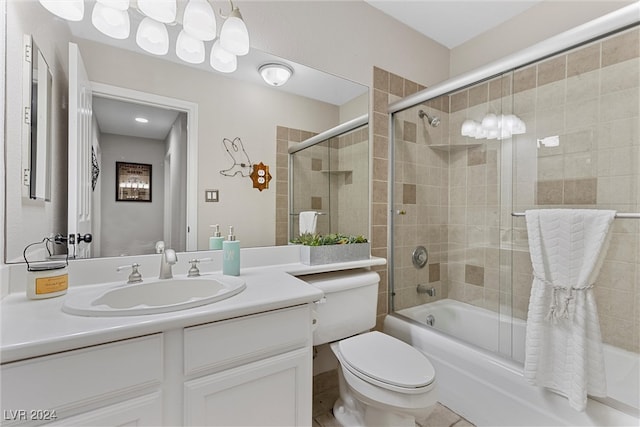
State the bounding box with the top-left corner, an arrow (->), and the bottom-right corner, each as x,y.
338,331 -> 435,389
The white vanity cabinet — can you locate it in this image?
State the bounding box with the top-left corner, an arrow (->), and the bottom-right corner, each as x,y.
0,334 -> 164,426
182,304 -> 313,426
1,304 -> 315,427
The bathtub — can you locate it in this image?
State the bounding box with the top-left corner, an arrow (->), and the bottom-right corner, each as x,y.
384,299 -> 640,427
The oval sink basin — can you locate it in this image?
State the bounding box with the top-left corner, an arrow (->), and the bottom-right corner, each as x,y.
62,276 -> 246,316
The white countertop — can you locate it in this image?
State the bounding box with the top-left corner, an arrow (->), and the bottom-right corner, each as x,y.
0,256 -> 386,363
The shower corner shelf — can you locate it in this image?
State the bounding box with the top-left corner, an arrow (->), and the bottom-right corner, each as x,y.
427,143 -> 483,152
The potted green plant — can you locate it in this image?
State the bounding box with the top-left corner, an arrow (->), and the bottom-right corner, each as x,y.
291,233 -> 370,265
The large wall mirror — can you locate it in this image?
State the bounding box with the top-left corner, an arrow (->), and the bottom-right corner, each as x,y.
4,1 -> 369,263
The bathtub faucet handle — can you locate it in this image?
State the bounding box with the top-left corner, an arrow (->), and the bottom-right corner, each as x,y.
417,284 -> 436,296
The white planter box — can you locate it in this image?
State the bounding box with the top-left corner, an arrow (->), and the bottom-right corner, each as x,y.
299,243 -> 370,265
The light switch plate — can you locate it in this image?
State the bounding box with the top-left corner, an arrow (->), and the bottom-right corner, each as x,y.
205,189 -> 219,202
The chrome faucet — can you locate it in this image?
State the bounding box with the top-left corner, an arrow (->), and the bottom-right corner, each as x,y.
159,248 -> 177,279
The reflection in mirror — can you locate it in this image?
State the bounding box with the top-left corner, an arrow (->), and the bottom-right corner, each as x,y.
289,117 -> 370,241
23,35 -> 53,201
4,0 -> 369,263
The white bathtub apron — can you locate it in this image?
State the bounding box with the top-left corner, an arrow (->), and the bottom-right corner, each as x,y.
523,209 -> 616,412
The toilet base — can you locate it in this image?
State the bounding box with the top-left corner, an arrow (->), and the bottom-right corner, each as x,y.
332,397 -> 419,427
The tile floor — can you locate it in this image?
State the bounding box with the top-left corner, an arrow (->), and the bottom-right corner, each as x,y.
312,369 -> 475,427
313,403 -> 475,427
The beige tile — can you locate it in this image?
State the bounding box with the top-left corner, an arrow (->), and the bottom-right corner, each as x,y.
421,403 -> 463,427
568,43 -> 602,78
311,196 -> 322,210
405,79 -> 419,96
390,72 -> 405,97
373,111 -> 389,137
429,263 -> 440,283
311,158 -> 323,171
374,88 -> 389,113
602,27 -> 640,67
536,179 -> 563,205
538,55 -> 567,86
404,120 -> 418,142
373,66 -> 389,92
468,82 -> 488,107
450,91 -> 468,113
465,264 -> 485,286
467,148 -> 487,166
514,65 -> 536,93
288,128 -> 302,142
403,183 -> 417,204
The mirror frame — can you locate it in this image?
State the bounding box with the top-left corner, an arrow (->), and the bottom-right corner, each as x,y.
22,34 -> 53,201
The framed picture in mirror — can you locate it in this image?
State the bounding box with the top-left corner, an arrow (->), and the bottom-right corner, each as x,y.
116,162 -> 152,202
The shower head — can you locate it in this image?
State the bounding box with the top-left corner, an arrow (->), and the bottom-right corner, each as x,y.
418,110 -> 440,127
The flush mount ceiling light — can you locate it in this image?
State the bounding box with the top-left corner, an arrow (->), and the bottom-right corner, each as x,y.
135,117 -> 149,123
92,2 -> 130,39
38,0 -> 84,21
259,63 -> 293,87
38,0 -> 251,75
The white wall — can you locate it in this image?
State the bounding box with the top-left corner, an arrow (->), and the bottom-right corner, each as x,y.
449,0 -> 635,76
99,133 -> 165,257
243,1 -> 451,89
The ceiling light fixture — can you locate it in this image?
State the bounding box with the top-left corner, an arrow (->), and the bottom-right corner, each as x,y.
210,39 -> 237,73
38,0 -> 250,75
137,0 -> 176,24
259,63 -> 293,87
219,1 -> 250,56
135,117 -> 149,123
136,17 -> 170,55
38,0 -> 84,21
461,114 -> 526,140
92,2 -> 130,40
176,30 -> 205,64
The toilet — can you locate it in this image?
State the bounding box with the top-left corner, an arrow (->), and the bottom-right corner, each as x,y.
301,269 -> 437,427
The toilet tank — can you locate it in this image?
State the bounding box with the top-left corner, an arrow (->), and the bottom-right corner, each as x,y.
297,269 -> 380,346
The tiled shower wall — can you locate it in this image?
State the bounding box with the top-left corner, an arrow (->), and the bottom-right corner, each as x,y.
390,26 -> 639,353
275,126 -> 317,245
372,67 -> 427,329
278,126 -> 369,244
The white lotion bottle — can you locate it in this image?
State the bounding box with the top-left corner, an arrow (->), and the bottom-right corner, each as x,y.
222,226 -> 240,276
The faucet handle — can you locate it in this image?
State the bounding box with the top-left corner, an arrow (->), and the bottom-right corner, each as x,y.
187,258 -> 213,277
117,263 -> 143,284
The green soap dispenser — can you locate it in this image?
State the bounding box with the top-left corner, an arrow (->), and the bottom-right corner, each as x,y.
222,226 -> 240,276
209,224 -> 224,250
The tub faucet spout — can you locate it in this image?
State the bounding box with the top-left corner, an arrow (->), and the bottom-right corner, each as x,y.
159,249 -> 177,279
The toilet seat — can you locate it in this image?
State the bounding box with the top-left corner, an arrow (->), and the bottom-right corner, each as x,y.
337,332 -> 435,394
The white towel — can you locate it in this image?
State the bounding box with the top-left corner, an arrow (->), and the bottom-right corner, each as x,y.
523,209 -> 616,411
299,211 -> 318,235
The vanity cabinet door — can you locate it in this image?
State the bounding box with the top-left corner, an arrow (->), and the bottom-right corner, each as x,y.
184,348 -> 312,427
44,392 -> 162,426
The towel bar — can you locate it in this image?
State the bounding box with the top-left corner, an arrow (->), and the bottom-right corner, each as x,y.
511,212 -> 640,219
290,212 -> 326,216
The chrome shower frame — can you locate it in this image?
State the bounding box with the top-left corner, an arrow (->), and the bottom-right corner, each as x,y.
386,3 -> 640,312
